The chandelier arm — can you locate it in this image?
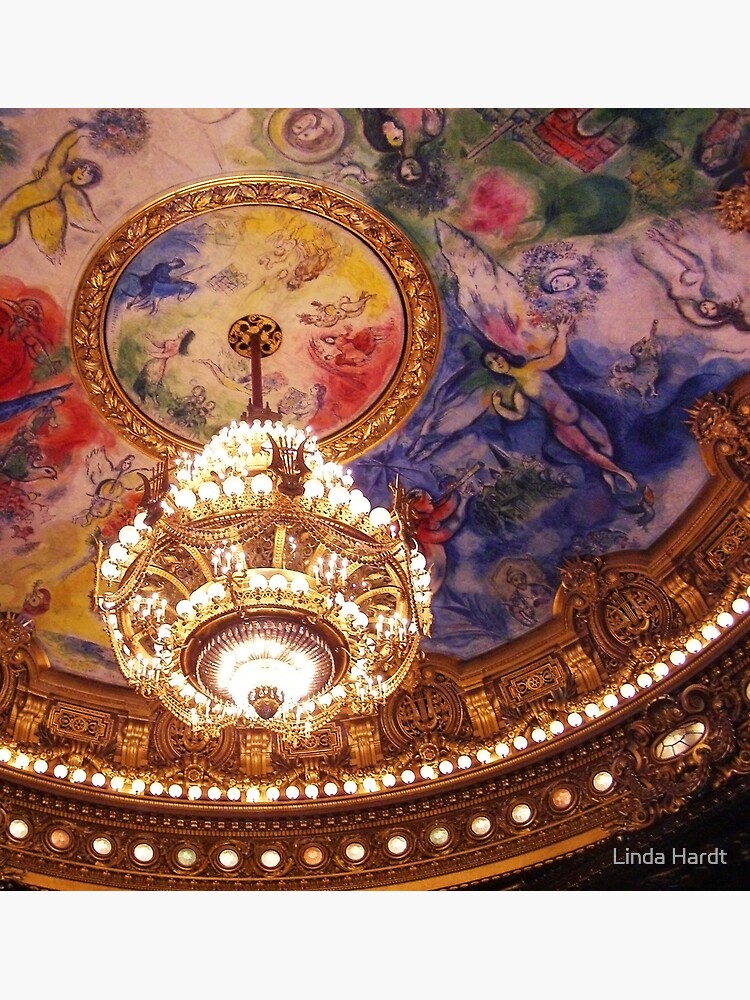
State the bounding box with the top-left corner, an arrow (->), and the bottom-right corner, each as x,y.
356,584 -> 402,608
294,511 -> 403,560
159,508 -> 404,570
134,541 -> 212,595
98,547 -> 156,611
158,498 -> 310,546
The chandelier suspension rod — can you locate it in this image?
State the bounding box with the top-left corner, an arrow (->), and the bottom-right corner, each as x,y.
249,333 -> 264,413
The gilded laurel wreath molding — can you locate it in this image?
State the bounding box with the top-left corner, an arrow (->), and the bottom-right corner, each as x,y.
71,176 -> 441,462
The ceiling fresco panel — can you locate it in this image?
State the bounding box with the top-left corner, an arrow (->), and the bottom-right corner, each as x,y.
0,107 -> 749,676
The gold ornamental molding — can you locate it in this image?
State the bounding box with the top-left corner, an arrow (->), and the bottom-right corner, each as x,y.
687,380 -> 750,481
2,631 -> 750,890
45,702 -> 114,746
0,611 -> 35,665
71,176 -> 441,462
558,557 -> 685,675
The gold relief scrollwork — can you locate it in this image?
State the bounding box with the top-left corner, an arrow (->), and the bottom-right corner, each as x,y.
43,702 -> 115,749
71,176 -> 441,462
609,684 -> 737,832
604,583 -> 664,646
687,377 -> 750,480
704,516 -> 750,572
272,722 -> 348,774
498,656 -> 570,708
0,611 -> 35,665
380,664 -> 470,753
0,612 -> 36,730
462,687 -> 501,740
713,662 -> 750,779
685,513 -> 750,603
491,656 -> 577,739
557,555 -> 604,614
716,180 -> 750,234
559,557 -> 683,675
148,707 -> 238,775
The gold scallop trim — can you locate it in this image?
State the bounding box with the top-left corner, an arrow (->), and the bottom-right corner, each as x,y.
71,175 -> 442,461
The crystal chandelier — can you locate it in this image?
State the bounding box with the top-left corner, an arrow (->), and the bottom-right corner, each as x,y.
95,315 -> 432,741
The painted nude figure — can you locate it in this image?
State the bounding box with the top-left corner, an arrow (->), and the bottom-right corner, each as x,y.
482,319 -> 637,492
634,225 -> 750,330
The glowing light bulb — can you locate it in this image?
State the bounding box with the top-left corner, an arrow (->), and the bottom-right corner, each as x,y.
368,507 -> 391,527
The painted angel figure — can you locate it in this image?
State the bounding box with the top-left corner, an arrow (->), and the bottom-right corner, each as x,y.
407,341 -> 504,462
0,127 -> 101,262
133,329 -> 195,406
481,333 -> 637,492
409,221 -> 564,462
411,221 -> 637,493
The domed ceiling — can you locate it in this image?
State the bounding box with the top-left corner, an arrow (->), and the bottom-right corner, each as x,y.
3,107 -> 750,890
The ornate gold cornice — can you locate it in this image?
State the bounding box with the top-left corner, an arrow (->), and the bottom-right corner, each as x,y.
2,631 -> 750,890
687,378 -> 750,481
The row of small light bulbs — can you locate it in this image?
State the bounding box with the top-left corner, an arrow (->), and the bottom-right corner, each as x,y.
170,418 -> 392,526
0,745 -> 667,802
4,589 -> 749,802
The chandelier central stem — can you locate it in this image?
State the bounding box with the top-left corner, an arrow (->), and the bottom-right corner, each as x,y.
227,313 -> 284,424
249,333 -> 264,412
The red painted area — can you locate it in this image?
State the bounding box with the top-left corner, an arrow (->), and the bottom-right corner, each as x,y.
534,110 -> 624,172
460,169 -> 534,239
0,277 -> 65,397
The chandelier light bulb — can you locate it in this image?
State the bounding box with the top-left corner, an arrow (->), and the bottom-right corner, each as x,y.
175,488 -> 197,509
119,525 -> 140,547
100,560 -> 120,581
368,507 -> 391,528
108,542 -> 129,564
198,480 -> 221,502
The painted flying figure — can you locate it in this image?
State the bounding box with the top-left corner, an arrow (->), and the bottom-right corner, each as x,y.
0,126 -> 101,261
125,258 -> 198,314
298,292 -> 375,327
435,219 -> 559,360
634,223 -> 750,331
133,329 -> 195,405
412,221 -> 637,494
0,295 -> 60,380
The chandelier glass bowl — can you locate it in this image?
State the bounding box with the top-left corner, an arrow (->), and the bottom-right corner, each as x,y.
96,412 -> 432,741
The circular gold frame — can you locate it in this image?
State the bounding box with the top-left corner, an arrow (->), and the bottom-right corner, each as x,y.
71,175 -> 442,461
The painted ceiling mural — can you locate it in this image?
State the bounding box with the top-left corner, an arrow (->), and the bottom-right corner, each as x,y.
1,107 -> 750,682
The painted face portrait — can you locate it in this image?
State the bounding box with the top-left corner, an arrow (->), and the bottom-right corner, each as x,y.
541,268 -> 579,294
267,108 -> 346,163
